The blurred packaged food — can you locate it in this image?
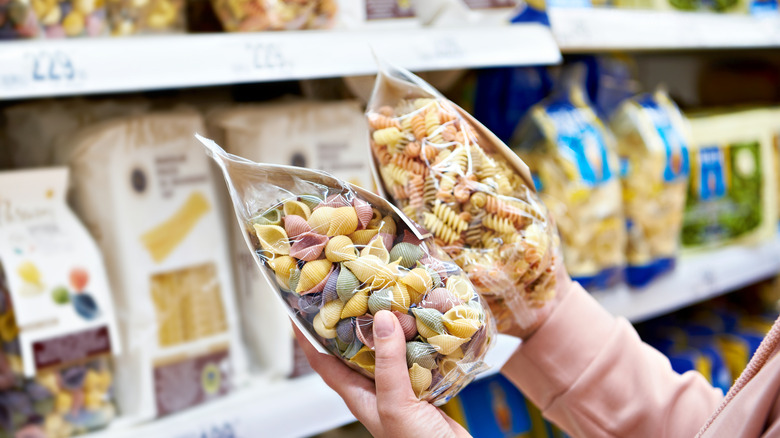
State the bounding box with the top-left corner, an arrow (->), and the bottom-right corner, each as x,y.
106,0 -> 186,35
0,167 -> 121,436
211,0 -> 337,32
0,0 -> 40,39
339,0 -> 417,28
31,0 -> 107,38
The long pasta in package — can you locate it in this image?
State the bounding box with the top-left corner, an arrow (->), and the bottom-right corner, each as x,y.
610,89 -> 690,287
365,63 -> 559,333
511,69 -> 625,292
199,135 -> 495,405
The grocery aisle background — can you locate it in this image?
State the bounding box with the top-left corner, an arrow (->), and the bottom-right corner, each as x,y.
2,1 -> 780,437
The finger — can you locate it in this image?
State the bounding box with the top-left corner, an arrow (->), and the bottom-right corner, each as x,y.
292,323 -> 382,430
372,310 -> 417,411
439,410 -> 472,437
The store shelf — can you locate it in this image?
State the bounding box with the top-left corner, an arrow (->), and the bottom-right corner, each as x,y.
0,24 -> 560,100
550,8 -> 780,51
594,237 -> 780,323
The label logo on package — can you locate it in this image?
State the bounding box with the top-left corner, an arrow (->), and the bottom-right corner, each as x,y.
638,97 -> 690,182
546,102 -> 613,185
697,146 -> 728,201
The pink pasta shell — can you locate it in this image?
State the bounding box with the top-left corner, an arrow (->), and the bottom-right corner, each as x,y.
355,314 -> 375,349
401,229 -> 423,246
284,215 -> 312,239
321,194 -> 351,208
290,232 -> 329,261
353,198 -> 374,230
420,287 -> 460,314
393,311 -> 418,341
372,232 -> 394,254
299,265 -> 334,295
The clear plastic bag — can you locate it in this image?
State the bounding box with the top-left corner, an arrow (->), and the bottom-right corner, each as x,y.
365,63 -> 559,334
200,135 -> 495,405
210,0 -> 337,32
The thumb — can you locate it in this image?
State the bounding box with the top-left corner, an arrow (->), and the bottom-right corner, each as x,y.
373,310 -> 416,410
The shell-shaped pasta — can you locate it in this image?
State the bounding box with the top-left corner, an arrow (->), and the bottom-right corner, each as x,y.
313,313 -> 338,339
267,255 -> 297,288
447,346 -> 465,361
350,346 -> 376,374
391,282 -> 410,313
367,208 -> 383,229
321,194 -> 351,208
401,229 -> 423,246
420,287 -> 459,314
400,268 -> 433,303
289,232 -> 329,262
353,198 -> 373,230
319,298 -> 345,329
283,215 -> 313,240
253,224 -> 291,255
323,265 -> 340,302
411,308 -> 446,337
409,363 -> 432,397
440,357 -> 460,377
417,263 -> 443,289
344,256 -> 395,289
250,208 -> 282,226
289,267 -> 301,292
297,293 -> 322,314
355,314 -> 374,349
308,206 -> 335,234
299,194 -> 323,211
343,339 -> 364,359
349,229 -> 380,246
389,243 -> 424,269
360,237 -> 390,264
394,311 -> 418,341
337,267 -> 360,302
427,334 -> 469,355
341,288 -> 370,319
299,265 -> 334,295
283,200 -> 311,220
325,235 -> 358,262
297,260 -> 333,294
368,288 -> 393,315
328,207 -> 359,237
405,341 -> 437,369
443,305 -> 481,322
443,318 -> 481,339
336,318 -> 355,344
379,216 -> 397,235
445,275 -> 474,301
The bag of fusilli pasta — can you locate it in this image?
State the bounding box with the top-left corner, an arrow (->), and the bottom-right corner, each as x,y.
198,134 -> 495,405
365,62 -> 559,334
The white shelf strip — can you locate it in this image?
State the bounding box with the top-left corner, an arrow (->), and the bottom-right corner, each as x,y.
550,8 -> 780,51
0,24 -> 560,100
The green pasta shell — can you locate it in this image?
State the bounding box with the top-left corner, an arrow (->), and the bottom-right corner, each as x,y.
337,266 -> 361,302
250,208 -> 282,226
389,242 -> 425,269
405,341 -> 438,370
367,288 -> 393,315
288,267 -> 301,293
411,307 -> 447,335
299,194 -> 324,211
417,261 -> 443,288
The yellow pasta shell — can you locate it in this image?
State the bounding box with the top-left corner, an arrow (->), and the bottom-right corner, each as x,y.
360,237 -> 390,264
349,229 -> 380,246
267,255 -> 297,288
379,216 -> 397,235
350,346 -> 376,374
400,268 -> 433,303
344,256 -> 396,289
308,207 -> 335,234
409,363 -> 432,397
319,298 -> 345,329
253,224 -> 291,255
446,275 -> 474,301
442,319 -> 481,339
447,347 -> 464,361
325,235 -> 358,262
443,305 -> 481,323
427,334 -> 470,355
313,314 -> 338,339
341,288 -> 370,319
327,207 -> 359,237
283,200 -> 312,220
367,208 -> 383,229
416,318 -> 438,339
440,357 -> 460,377
391,282 -> 410,313
297,260 -> 333,294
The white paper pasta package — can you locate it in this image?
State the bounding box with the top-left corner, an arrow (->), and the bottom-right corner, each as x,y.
610,89 -> 691,287
209,100 -> 374,377
365,63 -> 559,334
200,135 -> 495,405
59,110 -> 246,422
338,0 -> 419,28
511,69 -> 625,292
0,167 -> 120,437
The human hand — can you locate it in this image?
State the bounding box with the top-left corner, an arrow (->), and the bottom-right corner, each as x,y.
294,310 -> 472,438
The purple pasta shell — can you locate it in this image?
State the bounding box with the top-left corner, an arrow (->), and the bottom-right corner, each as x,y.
337,318 -> 355,344
60,366 -> 87,390
284,215 -> 312,240
355,314 -> 374,349
322,265 -> 340,301
297,293 -> 323,314
290,232 -> 329,262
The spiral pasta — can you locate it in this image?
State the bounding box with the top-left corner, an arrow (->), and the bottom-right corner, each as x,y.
432,201 -> 468,233
422,212 -> 461,245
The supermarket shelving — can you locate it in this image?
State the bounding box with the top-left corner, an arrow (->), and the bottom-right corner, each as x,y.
86,237 -> 780,438
0,24 -> 560,100
550,7 -> 780,51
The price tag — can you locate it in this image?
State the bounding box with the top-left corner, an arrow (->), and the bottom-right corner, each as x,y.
430,37 -> 464,61
244,41 -> 293,76
175,418 -> 242,438
0,48 -> 86,98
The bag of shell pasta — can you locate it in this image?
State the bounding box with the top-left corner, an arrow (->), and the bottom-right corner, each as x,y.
365,62 -> 559,333
198,135 -> 495,405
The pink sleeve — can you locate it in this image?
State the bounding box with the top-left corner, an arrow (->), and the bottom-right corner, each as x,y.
500,282 -> 724,438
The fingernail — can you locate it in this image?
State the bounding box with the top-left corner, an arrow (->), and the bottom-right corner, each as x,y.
374,310 -> 395,339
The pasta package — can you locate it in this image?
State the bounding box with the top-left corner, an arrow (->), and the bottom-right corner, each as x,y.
31,0 -> 106,37
209,100 -> 374,377
58,110 -> 247,422
106,0 -> 186,35
511,69 -> 625,292
610,89 -> 691,287
683,109 -> 778,249
365,63 -> 559,333
200,135 -> 495,405
338,0 -> 418,28
211,0 -> 337,32
0,168 -> 121,436
0,0 -> 40,39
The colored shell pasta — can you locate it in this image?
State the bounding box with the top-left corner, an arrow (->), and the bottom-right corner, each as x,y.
200,136 -> 494,405
366,66 -> 559,332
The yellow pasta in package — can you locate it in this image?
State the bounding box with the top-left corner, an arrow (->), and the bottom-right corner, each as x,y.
511,68 -> 625,292
57,110 -> 247,423
211,0 -> 337,32
610,88 -> 690,287
365,62 -> 559,333
199,135 -> 495,405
